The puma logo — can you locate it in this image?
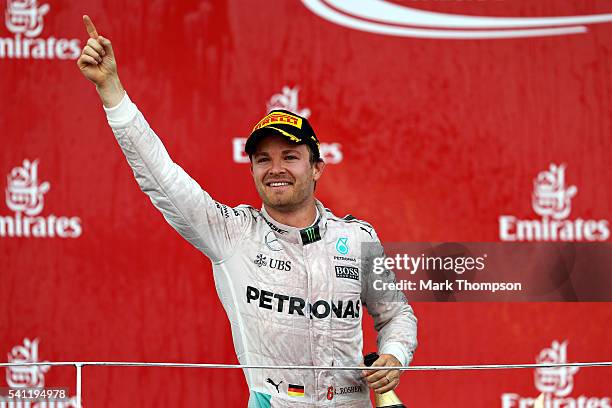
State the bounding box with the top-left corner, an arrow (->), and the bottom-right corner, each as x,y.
266,378 -> 283,393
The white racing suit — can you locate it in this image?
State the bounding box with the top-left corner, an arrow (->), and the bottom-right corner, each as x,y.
104,93 -> 418,407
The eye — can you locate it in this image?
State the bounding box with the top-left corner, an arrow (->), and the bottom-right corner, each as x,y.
285,155 -> 298,161
256,157 -> 270,164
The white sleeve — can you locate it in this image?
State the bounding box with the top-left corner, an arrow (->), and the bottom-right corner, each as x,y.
104,93 -> 252,263
362,231 -> 418,366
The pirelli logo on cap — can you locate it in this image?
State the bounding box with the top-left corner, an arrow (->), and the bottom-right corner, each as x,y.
253,112 -> 303,131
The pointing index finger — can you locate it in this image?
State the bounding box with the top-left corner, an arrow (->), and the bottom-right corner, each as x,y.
83,15 -> 99,39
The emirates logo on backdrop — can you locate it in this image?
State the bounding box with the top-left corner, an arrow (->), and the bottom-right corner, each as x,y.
5,159 -> 49,216
5,0 -> 49,37
501,340 -> 610,407
531,164 -> 577,221
1,159 -> 82,238
533,341 -> 578,398
499,163 -> 609,242
1,338 -> 78,405
1,0 -> 81,59
266,86 -> 312,118
5,338 -> 50,388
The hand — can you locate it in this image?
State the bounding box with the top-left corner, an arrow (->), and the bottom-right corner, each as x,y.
361,354 -> 402,394
76,15 -> 118,87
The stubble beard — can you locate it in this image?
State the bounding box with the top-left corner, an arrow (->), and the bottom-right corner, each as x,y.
258,181 -> 313,213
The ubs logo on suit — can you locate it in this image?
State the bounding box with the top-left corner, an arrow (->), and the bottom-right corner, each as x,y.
254,254 -> 292,271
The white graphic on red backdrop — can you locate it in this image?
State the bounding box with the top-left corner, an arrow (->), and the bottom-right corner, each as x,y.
5,159 -> 49,216
5,0 -> 49,37
5,338 -> 49,388
266,86 -> 312,118
499,163 -> 609,241
233,86 -> 343,164
534,341 -> 578,397
501,340 -> 610,407
532,164 -> 577,220
302,0 -> 612,39
1,338 -> 78,407
1,159 -> 82,238
1,0 -> 81,60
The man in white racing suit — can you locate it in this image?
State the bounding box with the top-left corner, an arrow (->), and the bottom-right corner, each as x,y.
77,15 -> 417,407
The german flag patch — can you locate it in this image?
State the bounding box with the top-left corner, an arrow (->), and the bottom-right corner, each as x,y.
287,384 -> 305,397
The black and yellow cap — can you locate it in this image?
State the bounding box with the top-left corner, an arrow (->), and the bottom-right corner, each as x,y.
245,109 -> 320,160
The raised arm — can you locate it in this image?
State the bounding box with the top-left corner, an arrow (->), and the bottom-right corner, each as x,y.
77,16 -> 251,263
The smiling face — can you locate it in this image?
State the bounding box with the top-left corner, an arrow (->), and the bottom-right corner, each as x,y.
250,133 -> 324,213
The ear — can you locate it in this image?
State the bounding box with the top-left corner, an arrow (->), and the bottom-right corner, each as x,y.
313,159 -> 325,181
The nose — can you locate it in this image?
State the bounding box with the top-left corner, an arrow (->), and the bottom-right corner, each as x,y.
267,157 -> 286,175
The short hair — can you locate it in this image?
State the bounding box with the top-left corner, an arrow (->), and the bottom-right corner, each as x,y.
248,134 -> 323,166
306,145 -> 324,165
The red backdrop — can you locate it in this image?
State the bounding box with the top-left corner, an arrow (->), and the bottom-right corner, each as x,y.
1,0 -> 611,406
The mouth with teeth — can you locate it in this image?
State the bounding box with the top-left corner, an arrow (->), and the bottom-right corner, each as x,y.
266,181 -> 293,188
